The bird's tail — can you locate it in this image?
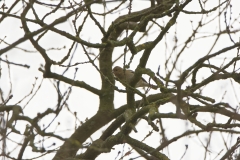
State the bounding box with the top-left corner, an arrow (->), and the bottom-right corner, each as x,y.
149,84 -> 158,90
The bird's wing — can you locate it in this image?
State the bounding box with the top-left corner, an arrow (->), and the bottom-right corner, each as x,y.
129,70 -> 148,84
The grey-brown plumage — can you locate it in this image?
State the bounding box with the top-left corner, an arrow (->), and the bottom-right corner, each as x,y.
112,66 -> 158,90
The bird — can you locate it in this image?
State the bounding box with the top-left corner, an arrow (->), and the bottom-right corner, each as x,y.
112,66 -> 158,90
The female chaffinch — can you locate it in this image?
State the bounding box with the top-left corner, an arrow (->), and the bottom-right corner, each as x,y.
112,66 -> 158,90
